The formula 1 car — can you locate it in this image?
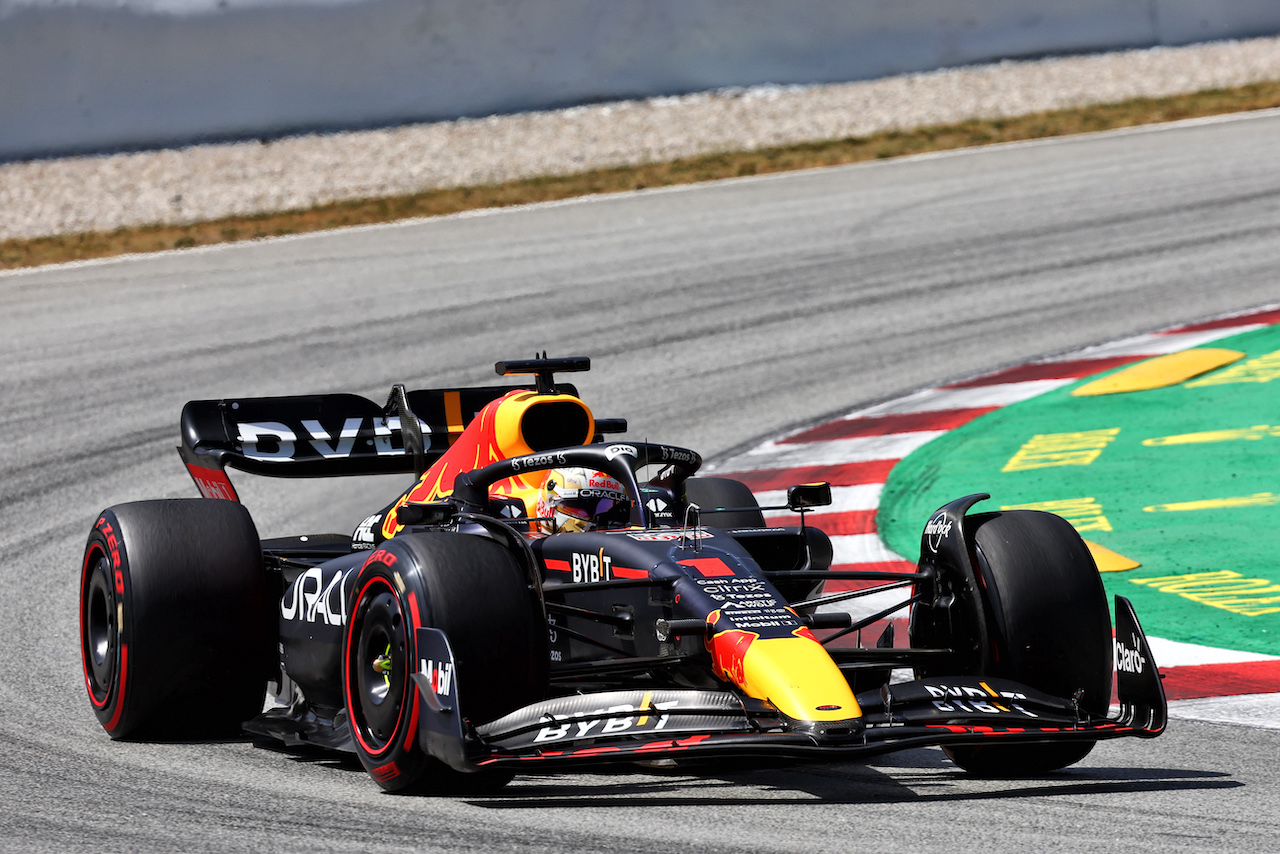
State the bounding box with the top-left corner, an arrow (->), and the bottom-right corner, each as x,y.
79,356 -> 1166,791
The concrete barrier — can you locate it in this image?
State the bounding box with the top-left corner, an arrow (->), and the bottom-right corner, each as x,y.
2,0 -> 1278,161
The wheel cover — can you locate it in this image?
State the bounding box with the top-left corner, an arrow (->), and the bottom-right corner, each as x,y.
349,581 -> 409,754
81,551 -> 117,706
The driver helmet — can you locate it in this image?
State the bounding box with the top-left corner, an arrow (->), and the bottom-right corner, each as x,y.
536,468 -> 632,533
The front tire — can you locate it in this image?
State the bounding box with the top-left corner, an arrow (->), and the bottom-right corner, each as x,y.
79,500 -> 269,739
343,533 -> 547,793
911,510 -> 1112,776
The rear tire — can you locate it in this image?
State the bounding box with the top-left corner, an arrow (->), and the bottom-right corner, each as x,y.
911,510 -> 1112,776
343,533 -> 547,793
79,500 -> 269,739
684,477 -> 765,528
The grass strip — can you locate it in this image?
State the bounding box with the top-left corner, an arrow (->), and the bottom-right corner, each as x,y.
4,80 -> 1280,271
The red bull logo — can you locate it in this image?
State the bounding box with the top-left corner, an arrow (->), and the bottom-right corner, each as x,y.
707,627 -> 758,685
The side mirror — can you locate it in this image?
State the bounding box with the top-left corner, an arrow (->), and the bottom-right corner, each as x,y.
787,482 -> 832,511
592,418 -> 629,438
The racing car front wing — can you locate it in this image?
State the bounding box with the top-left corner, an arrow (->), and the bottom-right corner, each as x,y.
412,596 -> 1166,772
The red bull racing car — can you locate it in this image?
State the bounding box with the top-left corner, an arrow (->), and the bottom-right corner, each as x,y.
79,356 -> 1166,791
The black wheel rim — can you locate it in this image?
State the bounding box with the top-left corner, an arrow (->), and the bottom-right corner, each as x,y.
352,586 -> 407,751
83,553 -> 117,702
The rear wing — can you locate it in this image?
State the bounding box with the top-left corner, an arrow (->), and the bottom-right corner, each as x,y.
178,383 -> 578,501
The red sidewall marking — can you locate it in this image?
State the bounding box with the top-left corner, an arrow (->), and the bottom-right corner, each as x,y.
80,542 -> 115,712
346,572 -> 414,759
104,645 -> 128,732
80,544 -> 107,709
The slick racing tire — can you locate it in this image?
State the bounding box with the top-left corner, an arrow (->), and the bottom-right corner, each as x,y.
684,477 -> 766,529
911,510 -> 1112,776
80,500 -> 269,739
343,532 -> 547,794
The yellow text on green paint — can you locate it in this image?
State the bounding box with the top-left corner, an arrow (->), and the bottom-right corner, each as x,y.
1002,428 -> 1120,473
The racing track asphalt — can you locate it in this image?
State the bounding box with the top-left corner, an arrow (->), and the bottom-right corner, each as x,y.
2,110 -> 1280,853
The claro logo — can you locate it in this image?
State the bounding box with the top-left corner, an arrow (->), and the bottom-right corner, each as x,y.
1115,635 -> 1147,674
281,567 -> 350,625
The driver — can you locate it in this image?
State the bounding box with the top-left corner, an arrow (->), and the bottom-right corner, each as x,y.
536,467 -> 633,534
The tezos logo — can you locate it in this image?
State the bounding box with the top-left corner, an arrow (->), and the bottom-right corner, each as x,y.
1115,635 -> 1146,674
925,513 -> 953,553
660,446 -> 698,464
511,451 -> 567,472
605,444 -> 638,461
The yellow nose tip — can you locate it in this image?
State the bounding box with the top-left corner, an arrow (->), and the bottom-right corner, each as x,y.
716,633 -> 862,722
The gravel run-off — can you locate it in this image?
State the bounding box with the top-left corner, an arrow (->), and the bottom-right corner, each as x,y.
3,35 -> 1280,242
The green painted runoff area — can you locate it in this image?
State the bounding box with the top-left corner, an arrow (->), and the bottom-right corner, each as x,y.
879,324 -> 1280,655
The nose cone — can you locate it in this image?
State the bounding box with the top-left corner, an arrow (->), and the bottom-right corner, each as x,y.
709,628 -> 861,722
